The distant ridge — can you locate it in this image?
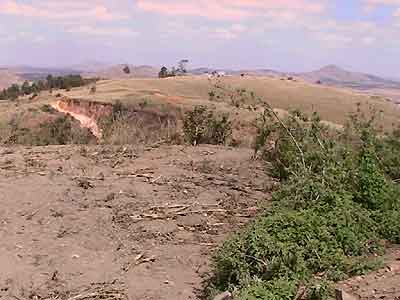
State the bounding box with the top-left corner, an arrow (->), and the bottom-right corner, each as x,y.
188,64 -> 400,91
296,65 -> 400,90
0,66 -> 81,86
84,64 -> 159,79
1,63 -> 400,94
0,70 -> 21,89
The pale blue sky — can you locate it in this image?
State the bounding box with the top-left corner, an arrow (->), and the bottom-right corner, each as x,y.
1,0 -> 400,77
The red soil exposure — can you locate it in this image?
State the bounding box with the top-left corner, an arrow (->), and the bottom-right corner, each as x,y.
51,98 -> 113,139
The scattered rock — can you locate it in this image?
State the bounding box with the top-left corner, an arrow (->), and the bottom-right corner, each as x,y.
76,178 -> 94,189
213,291 -> 233,300
335,289 -> 359,300
387,262 -> 400,273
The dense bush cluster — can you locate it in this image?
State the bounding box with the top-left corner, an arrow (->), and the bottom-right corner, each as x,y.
1,113 -> 94,146
183,105 -> 232,146
0,74 -> 98,100
209,104 -> 400,299
158,59 -> 189,78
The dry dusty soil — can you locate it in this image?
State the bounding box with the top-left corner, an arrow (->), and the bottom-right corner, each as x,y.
0,144 -> 271,300
1,144 -> 400,300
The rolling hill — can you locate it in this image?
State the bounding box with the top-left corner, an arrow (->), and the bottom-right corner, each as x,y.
0,66 -> 81,89
296,65 -> 400,90
0,69 -> 21,89
83,64 -> 159,79
2,63 -> 400,104
49,75 -> 400,129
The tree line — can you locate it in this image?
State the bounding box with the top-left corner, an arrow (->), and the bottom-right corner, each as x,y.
0,74 -> 98,100
158,59 -> 189,78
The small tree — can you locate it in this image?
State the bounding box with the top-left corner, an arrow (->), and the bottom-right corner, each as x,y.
178,59 -> 189,75
170,67 -> 177,77
8,84 -> 21,100
183,106 -> 232,146
123,65 -> 131,74
158,66 -> 169,78
21,81 -> 32,95
46,74 -> 54,89
37,80 -> 46,91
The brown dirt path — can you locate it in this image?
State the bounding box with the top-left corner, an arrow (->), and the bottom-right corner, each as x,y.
337,247 -> 400,300
50,100 -> 103,139
0,144 -> 272,300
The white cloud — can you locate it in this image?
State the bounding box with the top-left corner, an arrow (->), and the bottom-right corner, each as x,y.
0,0 -> 128,22
214,23 -> 247,40
362,36 -> 376,45
68,25 -> 138,37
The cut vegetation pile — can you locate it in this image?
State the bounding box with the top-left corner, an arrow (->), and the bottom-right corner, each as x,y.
208,105 -> 400,299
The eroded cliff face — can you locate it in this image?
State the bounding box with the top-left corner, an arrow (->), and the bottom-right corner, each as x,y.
51,98 -> 113,139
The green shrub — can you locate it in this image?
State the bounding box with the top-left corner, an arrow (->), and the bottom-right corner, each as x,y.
208,104 -> 400,299
237,279 -> 298,300
375,129 -> 400,181
183,106 -> 232,146
254,109 -> 333,180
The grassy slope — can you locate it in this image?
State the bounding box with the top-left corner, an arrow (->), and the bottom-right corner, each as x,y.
61,76 -> 400,129
1,75 -> 399,132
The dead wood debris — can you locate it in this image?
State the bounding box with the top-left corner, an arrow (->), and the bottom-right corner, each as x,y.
128,204 -> 258,222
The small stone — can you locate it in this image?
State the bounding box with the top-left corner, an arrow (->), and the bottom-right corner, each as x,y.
335,289 -> 359,300
387,262 -> 400,273
72,254 -> 80,259
354,276 -> 363,281
213,291 -> 233,300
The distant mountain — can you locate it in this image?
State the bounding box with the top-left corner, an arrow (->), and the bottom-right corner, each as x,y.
189,67 -> 284,77
296,65 -> 400,90
0,64 -> 161,89
189,68 -> 215,75
71,60 -> 113,73
233,69 -> 285,77
190,64 -> 400,91
2,63 -> 400,96
0,69 -> 21,89
0,66 -> 81,88
84,64 -> 159,79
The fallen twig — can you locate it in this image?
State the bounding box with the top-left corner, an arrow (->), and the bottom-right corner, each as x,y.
151,175 -> 162,184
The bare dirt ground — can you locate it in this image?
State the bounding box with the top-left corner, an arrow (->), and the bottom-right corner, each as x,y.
1,144 -> 400,300
338,247 -> 400,300
0,144 -> 272,300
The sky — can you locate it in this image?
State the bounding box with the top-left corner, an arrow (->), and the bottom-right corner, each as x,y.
1,0 -> 400,77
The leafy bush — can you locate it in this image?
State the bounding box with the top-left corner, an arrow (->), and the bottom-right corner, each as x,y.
208,104 -> 400,299
375,129 -> 400,181
183,106 -> 232,146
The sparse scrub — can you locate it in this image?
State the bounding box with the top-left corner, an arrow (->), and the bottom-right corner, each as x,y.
207,102 -> 400,299
99,101 -> 181,146
40,104 -> 56,113
208,81 -> 260,109
1,112 -> 95,146
183,105 -> 232,146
